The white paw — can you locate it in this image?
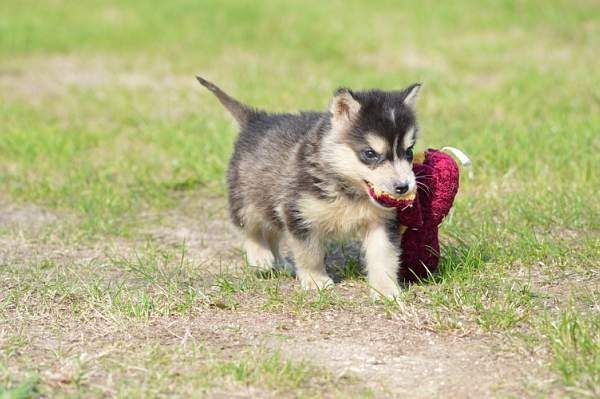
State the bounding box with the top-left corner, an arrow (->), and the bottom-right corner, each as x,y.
299,274 -> 334,290
370,283 -> 401,301
244,243 -> 275,271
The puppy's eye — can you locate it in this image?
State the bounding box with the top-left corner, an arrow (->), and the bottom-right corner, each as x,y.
406,147 -> 414,161
364,149 -> 378,159
361,148 -> 380,163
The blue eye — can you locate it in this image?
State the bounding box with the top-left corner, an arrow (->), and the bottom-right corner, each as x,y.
362,148 -> 379,162
406,147 -> 414,160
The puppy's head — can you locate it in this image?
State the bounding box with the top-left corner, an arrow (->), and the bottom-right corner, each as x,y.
323,84 -> 421,209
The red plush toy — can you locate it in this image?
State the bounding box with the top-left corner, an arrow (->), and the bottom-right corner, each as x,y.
396,149 -> 462,282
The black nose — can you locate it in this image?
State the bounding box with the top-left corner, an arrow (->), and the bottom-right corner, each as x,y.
394,182 -> 409,195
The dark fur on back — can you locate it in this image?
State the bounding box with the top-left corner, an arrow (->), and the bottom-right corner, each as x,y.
227,110 -> 327,234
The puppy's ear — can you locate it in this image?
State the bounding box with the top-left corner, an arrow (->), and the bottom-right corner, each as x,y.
402,83 -> 421,109
330,88 -> 360,126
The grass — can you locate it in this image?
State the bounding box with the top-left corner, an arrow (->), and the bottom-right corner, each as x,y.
1,0 -> 599,397
0,340 -> 362,398
0,377 -> 40,399
212,350 -> 354,395
0,247 -> 369,397
544,307 -> 600,397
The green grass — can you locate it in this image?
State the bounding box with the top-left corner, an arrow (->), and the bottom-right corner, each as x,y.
213,351 -> 351,395
1,0 -> 598,236
543,307 -> 600,396
1,0 -> 599,397
0,340 -> 361,398
0,376 -> 40,399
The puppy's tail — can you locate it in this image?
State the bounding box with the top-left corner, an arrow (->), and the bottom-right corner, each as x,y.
196,76 -> 254,126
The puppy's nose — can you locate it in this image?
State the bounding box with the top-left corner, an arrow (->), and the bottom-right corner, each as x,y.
394,182 -> 409,195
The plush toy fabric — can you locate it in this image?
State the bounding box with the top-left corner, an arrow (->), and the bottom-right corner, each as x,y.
397,149 -> 460,282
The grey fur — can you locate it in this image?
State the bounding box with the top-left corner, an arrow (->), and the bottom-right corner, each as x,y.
197,77 -> 421,297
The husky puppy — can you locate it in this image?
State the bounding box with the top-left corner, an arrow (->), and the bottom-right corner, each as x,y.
197,77 -> 421,298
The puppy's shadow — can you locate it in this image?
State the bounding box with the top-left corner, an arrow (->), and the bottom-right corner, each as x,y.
324,241 -> 366,283
254,241 -> 478,286
257,241 -> 366,283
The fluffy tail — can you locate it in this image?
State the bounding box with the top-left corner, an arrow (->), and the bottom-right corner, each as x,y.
196,76 -> 253,125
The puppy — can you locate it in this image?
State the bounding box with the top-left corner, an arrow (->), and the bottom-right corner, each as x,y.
197,77 -> 420,299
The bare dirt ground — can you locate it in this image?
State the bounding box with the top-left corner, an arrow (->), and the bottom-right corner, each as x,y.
0,196 -> 555,398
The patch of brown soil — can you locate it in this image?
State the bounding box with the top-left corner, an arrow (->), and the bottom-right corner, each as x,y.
166,308 -> 541,398
143,194 -> 244,273
0,199 -> 129,269
2,299 -> 542,398
0,198 -> 58,232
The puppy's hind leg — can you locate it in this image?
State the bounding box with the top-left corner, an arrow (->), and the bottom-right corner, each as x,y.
238,204 -> 277,271
289,236 -> 333,290
264,228 -> 284,268
243,227 -> 276,271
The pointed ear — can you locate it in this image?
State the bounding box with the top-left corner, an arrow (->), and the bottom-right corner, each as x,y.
329,88 -> 360,125
403,83 -> 421,109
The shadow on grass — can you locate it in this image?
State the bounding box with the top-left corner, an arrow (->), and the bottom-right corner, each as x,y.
323,234 -> 493,287
244,232 -> 493,288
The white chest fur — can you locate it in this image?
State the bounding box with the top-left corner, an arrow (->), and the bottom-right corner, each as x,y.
297,195 -> 394,240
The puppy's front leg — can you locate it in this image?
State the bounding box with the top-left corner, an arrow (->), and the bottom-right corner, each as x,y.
289,236 -> 333,290
363,223 -> 401,299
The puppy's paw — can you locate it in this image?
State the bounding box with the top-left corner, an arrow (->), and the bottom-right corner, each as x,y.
370,284 -> 401,301
244,243 -> 275,272
300,274 -> 334,290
